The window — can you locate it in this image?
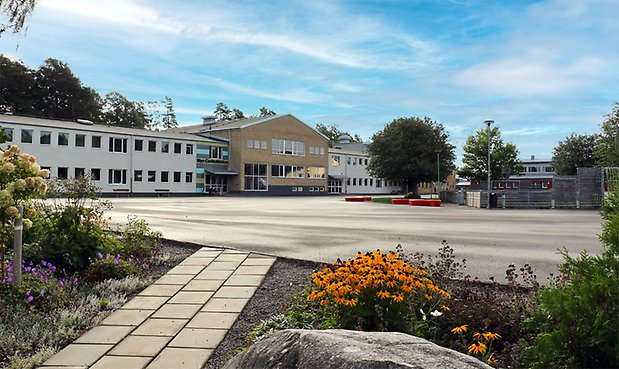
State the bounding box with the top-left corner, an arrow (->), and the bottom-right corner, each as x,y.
185,172 -> 193,183
331,155 -> 340,167
161,141 -> 169,153
364,159 -> 368,165
108,169 -> 127,185
58,167 -> 68,179
134,170 -> 143,182
307,167 -> 325,179
92,135 -> 101,148
135,139 -> 143,151
109,137 -> 128,153
21,129 -> 32,143
377,179 -> 382,188
272,165 -> 305,178
271,139 -> 305,156
347,157 -> 351,165
210,146 -> 223,159
364,178 -> 368,186
320,147 -> 325,155
74,168 -> 85,178
40,131 -> 51,145
174,143 -> 182,154
91,168 -> 101,181
148,171 -> 156,182
3,128 -> 13,141
369,179 -> 373,186
545,166 -> 554,172
186,144 -> 193,155
353,178 -> 357,186
260,140 -> 267,149
347,178 -> 351,185
309,146 -> 315,154
74,134 -> 85,147
58,133 -> 69,146
148,140 -> 156,152
161,171 -> 169,182
542,181 -> 549,189
247,139 -> 254,148
248,139 -> 267,149
173,171 -> 181,182
244,163 -> 268,191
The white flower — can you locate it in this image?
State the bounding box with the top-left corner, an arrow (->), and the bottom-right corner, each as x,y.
430,310 -> 443,317
420,309 -> 427,321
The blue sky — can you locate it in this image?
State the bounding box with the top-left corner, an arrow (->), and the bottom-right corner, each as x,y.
1,0 -> 617,162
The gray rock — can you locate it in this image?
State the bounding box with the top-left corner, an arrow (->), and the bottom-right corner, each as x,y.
223,329 -> 492,369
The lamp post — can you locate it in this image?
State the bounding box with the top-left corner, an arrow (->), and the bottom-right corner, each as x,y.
485,120 -> 494,209
435,150 -> 440,200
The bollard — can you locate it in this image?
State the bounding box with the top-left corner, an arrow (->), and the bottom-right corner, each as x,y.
12,205 -> 23,287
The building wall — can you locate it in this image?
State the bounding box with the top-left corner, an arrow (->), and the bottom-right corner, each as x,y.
0,117 -> 219,194
328,151 -> 401,194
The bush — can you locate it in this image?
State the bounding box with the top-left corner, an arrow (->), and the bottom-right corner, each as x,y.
403,192 -> 421,199
80,253 -> 143,284
115,216 -> 161,260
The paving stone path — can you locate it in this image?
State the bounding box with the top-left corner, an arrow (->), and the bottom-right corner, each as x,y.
38,247 -> 276,369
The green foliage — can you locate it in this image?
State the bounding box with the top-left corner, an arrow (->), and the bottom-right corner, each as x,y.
403,192 -> 420,199
101,91 -> 151,129
0,56 -> 35,114
81,253 -> 142,284
259,107 -> 276,117
600,190 -> 619,254
459,126 -> 521,181
315,123 -> 361,146
367,117 -> 455,196
594,102 -> 619,167
552,133 -> 599,176
0,0 -> 37,35
115,216 -> 161,260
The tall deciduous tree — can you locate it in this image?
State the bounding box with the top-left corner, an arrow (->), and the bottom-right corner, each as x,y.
214,102 -> 231,121
552,133 -> 599,175
315,123 -> 362,147
0,0 -> 37,36
459,127 -> 521,181
594,103 -> 619,167
32,58 -> 102,121
161,96 -> 178,129
0,55 -> 35,114
101,92 -> 150,129
367,117 -> 455,196
259,107 -> 276,117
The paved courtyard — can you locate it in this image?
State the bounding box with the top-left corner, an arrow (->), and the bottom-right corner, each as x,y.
107,196 -> 603,282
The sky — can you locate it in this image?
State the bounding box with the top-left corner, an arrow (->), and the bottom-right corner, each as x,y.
1,0 -> 618,162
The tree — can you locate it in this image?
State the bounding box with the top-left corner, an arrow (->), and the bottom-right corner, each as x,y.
161,96 -> 178,129
232,108 -> 245,120
32,58 -> 102,121
367,117 -> 455,196
594,103 -> 619,167
459,126 -> 521,181
101,92 -> 150,129
315,123 -> 362,147
0,55 -> 35,114
214,102 -> 232,121
552,133 -> 599,175
0,0 -> 37,36
147,96 -> 178,130
259,107 -> 276,117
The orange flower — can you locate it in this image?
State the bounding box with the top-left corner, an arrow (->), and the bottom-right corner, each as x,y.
468,342 -> 487,355
482,332 -> 502,341
377,290 -> 391,299
486,356 -> 498,366
440,305 -> 451,311
451,325 -> 468,334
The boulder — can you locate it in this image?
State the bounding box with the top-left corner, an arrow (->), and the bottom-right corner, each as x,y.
224,329 -> 492,369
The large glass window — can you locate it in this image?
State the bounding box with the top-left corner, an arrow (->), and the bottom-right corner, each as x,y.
161,171 -> 169,182
21,129 -> 32,143
271,139 -> 305,156
148,170 -> 156,182
135,139 -> 143,151
108,169 -> 127,185
185,172 -> 193,183
272,165 -> 305,178
148,140 -> 156,152
244,163 -> 268,191
74,168 -> 85,178
161,141 -> 169,153
91,168 -> 101,181
58,167 -> 68,179
58,133 -> 69,146
331,155 -> 340,167
75,134 -> 86,147
307,167 -> 326,179
40,131 -> 51,145
174,143 -> 182,154
186,144 -> 193,155
210,146 -> 223,159
134,170 -> 143,182
108,137 -> 127,153
92,135 -> 101,148
173,171 -> 181,182
3,128 -> 13,141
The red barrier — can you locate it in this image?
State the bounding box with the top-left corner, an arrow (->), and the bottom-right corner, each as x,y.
409,199 -> 442,207
391,198 -> 410,205
345,197 -> 370,202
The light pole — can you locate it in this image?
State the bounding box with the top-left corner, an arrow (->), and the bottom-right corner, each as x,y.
435,150 -> 440,200
485,120 -> 494,209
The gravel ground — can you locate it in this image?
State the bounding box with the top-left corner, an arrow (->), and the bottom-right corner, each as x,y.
204,257 -> 319,369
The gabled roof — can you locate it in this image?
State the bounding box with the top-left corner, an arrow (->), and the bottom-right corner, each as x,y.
167,114 -> 329,141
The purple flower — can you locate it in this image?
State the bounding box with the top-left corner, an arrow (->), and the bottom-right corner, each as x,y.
42,260 -> 47,266
97,252 -> 103,259
40,289 -> 45,296
27,296 -> 34,303
113,259 -> 119,265
26,290 -> 31,296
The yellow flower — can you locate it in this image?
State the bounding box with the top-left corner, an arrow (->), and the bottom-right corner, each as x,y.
451,325 -> 468,334
487,356 -> 498,366
440,305 -> 451,311
468,342 -> 487,355
473,332 -> 482,340
377,290 -> 391,299
482,332 -> 502,342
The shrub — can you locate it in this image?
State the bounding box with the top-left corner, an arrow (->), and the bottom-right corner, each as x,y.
115,216 -> 161,260
403,192 -> 421,199
307,249 -> 449,333
80,253 -> 143,284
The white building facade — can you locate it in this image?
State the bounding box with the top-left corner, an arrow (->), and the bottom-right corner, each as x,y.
0,114 -> 222,195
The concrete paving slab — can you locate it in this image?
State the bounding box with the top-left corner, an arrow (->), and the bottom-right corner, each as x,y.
167,291 -> 214,305
101,309 -> 153,326
107,335 -> 171,357
233,264 -> 273,275
194,269 -> 234,280
41,344 -> 112,366
37,367 -> 87,369
178,257 -> 215,266
213,254 -> 248,262
223,274 -> 265,286
187,312 -> 238,330
90,355 -> 152,369
166,265 -> 206,275
138,284 -> 184,297
213,286 -> 258,299
201,298 -> 249,313
120,296 -> 170,310
146,348 -> 212,369
182,279 -> 225,291
154,274 -> 195,285
73,325 -> 135,344
241,257 -> 277,265
168,328 -> 227,349
132,318 -> 188,336
152,303 -> 202,319
207,261 -> 244,270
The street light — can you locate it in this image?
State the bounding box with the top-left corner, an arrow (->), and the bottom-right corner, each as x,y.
485,120 -> 494,209
435,150 -> 440,200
